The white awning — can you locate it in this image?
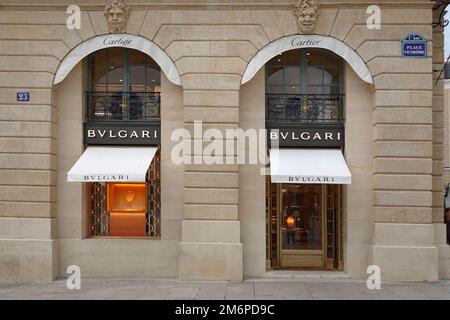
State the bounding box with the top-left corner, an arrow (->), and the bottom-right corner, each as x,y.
270,149 -> 351,185
67,146 -> 158,182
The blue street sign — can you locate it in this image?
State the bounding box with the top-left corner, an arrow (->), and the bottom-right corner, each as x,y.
402,33 -> 427,58
16,92 -> 30,102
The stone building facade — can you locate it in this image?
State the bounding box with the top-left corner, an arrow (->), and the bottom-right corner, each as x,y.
0,0 -> 449,283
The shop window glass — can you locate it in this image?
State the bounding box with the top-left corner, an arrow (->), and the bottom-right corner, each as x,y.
108,184 -> 147,237
307,86 -> 323,94
107,67 -> 124,86
90,49 -> 106,65
267,67 -> 284,94
87,48 -> 161,122
323,66 -> 340,86
266,48 -> 343,124
284,67 -> 301,87
130,65 -> 146,92
306,66 -> 323,85
108,48 -> 124,67
88,150 -> 161,238
130,49 -> 146,65
281,184 -> 322,251
146,67 -> 161,92
268,54 -> 284,67
283,49 -> 301,65
92,64 -> 107,84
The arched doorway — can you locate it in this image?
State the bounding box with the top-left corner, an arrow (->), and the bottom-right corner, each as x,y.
264,48 -> 346,270
238,33 -> 374,276
81,47 -> 162,238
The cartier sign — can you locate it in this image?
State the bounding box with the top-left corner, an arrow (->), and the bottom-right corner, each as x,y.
268,126 -> 344,147
102,36 -> 133,47
84,123 -> 160,145
290,37 -> 321,48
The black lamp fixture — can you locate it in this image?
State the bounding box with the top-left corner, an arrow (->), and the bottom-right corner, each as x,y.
433,0 -> 450,28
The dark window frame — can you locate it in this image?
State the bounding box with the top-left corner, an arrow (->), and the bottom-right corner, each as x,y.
86,48 -> 161,123
265,48 -> 345,126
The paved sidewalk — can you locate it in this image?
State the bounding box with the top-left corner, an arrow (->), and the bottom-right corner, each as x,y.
1,277 -> 449,300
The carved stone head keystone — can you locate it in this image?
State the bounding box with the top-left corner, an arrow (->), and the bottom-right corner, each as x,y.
104,0 -> 130,34
294,0 -> 320,35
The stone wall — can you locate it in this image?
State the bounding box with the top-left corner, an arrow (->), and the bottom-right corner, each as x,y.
239,69 -> 266,278
445,80 -> 450,183
344,65 -> 374,277
0,0 -> 448,282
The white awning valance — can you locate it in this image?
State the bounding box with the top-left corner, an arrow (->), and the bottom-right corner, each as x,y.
270,148 -> 351,185
67,146 -> 158,182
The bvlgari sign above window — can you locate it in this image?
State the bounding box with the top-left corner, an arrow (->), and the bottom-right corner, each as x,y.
84,123 -> 160,145
268,126 -> 344,148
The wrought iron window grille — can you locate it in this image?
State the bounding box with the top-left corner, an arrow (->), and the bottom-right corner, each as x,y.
266,94 -> 344,125
86,91 -> 161,122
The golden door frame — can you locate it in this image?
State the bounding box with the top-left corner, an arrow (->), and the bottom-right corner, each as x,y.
266,179 -> 343,270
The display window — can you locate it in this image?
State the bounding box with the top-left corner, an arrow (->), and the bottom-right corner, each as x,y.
84,48 -> 162,239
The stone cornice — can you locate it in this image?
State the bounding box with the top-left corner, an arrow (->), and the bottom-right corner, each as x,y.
0,1 -> 434,11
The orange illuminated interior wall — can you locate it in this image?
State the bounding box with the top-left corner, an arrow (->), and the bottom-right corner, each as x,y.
107,183 -> 147,237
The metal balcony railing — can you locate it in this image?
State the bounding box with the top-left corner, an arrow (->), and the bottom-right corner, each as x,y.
86,91 -> 161,122
266,94 -> 344,125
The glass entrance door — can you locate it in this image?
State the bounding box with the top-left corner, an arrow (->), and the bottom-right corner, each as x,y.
266,182 -> 343,270
280,184 -> 324,268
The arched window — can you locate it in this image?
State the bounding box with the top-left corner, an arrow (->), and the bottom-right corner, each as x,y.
85,48 -> 161,239
87,48 -> 161,121
266,49 -> 343,125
